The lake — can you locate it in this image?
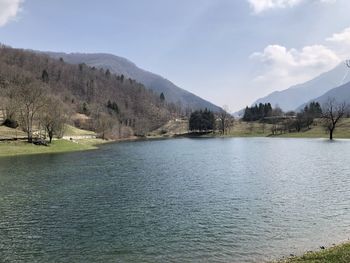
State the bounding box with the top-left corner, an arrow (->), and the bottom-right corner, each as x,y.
0,138 -> 350,262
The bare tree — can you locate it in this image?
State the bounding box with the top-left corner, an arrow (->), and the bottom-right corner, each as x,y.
16,80 -> 47,142
218,105 -> 233,135
1,84 -> 18,126
40,97 -> 67,143
322,99 -> 347,140
91,104 -> 114,139
96,113 -> 114,139
346,60 -> 350,68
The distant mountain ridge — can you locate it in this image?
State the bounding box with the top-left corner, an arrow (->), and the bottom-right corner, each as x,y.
298,81 -> 350,110
44,52 -> 222,112
252,63 -> 350,112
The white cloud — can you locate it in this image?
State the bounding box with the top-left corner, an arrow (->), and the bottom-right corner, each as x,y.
0,0 -> 23,27
250,44 -> 340,90
326,27 -> 350,59
247,0 -> 335,13
327,27 -> 350,45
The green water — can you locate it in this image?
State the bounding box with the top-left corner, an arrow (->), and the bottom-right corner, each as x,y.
0,138 -> 350,262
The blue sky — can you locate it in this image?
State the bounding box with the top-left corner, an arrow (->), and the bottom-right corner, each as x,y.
1,0 -> 350,111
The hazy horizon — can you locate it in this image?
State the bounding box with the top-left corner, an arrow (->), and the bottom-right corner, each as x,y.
1,0 -> 350,111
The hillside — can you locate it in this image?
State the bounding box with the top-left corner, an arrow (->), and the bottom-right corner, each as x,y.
44,52 -> 222,112
298,81 -> 350,109
252,63 -> 350,111
0,45 -> 172,138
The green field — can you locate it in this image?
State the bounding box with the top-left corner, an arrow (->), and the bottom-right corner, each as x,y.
0,124 -> 105,157
277,243 -> 350,263
63,124 -> 97,136
151,118 -> 350,139
0,139 -> 107,157
224,118 -> 350,139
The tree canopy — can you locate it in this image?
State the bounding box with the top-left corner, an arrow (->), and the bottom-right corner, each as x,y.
243,103 -> 272,121
189,109 -> 215,131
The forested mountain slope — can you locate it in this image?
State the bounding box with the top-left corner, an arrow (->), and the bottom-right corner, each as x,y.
45,52 -> 222,112
0,45 -> 172,138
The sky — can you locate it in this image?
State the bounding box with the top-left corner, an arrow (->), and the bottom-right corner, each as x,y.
0,0 -> 350,111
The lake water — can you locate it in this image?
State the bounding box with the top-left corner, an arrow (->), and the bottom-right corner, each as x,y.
1,138 -> 350,262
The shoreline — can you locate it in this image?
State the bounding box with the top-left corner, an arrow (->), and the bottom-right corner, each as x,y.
274,240 -> 350,262
2,133 -> 350,158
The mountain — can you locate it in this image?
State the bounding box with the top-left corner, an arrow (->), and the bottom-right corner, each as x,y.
252,63 -> 350,112
44,52 -> 222,112
298,81 -> 350,110
0,45 -> 172,137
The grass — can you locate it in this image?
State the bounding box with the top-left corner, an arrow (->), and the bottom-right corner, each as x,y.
0,124 -> 106,157
273,118 -> 350,139
0,125 -> 27,139
278,243 -> 350,263
225,121 -> 273,137
64,124 -> 96,136
0,139 -> 106,157
222,119 -> 350,139
147,118 -> 350,139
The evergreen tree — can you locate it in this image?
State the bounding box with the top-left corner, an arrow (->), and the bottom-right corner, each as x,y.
41,69 -> 49,83
243,103 -> 272,121
189,109 -> 215,131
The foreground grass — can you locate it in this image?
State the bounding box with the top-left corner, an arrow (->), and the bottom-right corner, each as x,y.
0,139 -> 106,157
278,243 -> 350,263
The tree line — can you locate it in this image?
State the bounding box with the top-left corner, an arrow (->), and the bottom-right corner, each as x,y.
188,99 -> 348,140
243,101 -> 347,140
189,106 -> 234,134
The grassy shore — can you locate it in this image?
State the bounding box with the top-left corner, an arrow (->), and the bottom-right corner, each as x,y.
277,243 -> 350,263
226,119 -> 350,139
0,139 -> 107,157
2,118 -> 350,157
149,118 -> 350,139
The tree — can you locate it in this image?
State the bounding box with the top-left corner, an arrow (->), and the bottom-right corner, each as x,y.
218,105 -> 233,135
1,85 -> 18,127
160,92 -> 165,102
16,80 -> 47,143
41,69 -> 49,83
243,103 -> 272,121
189,109 -> 215,132
322,99 -> 347,140
105,69 -> 111,77
92,106 -> 114,139
40,97 -> 67,143
107,100 -> 119,114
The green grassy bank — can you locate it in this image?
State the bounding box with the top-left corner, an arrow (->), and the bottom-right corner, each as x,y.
0,139 -> 106,157
277,243 -> 350,263
149,118 -> 350,139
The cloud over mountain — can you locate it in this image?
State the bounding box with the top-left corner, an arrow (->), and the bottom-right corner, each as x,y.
250,44 -> 340,91
250,24 -> 350,92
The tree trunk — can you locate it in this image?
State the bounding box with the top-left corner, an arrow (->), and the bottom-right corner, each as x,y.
49,131 -> 53,143
28,130 -> 33,143
329,128 -> 334,140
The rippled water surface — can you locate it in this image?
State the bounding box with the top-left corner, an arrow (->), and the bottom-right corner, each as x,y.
1,138 -> 350,262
